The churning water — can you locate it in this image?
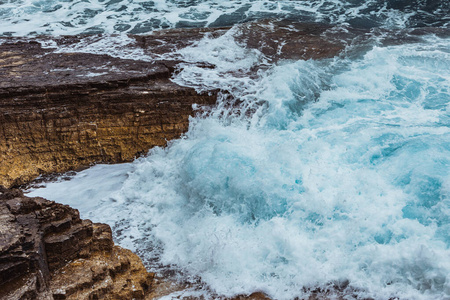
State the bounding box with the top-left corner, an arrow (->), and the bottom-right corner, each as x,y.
0,0 -> 449,35
20,0 -> 450,299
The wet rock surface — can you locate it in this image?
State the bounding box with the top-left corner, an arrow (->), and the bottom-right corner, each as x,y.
0,186 -> 153,299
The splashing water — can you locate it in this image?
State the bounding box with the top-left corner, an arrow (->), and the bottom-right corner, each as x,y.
30,30 -> 450,299
0,0 -> 448,36
15,0 -> 450,298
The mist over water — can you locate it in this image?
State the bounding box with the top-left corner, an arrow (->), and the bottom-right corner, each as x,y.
18,0 -> 450,299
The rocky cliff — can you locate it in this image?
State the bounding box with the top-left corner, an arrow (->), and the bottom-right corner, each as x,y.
0,38 -> 218,188
1,21 -> 446,299
0,28 -> 222,298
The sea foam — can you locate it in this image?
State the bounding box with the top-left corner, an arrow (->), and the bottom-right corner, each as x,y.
29,33 -> 450,299
1,0 -> 447,36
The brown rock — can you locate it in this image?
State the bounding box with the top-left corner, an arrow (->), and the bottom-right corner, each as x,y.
0,188 -> 154,299
1,21 -> 446,188
230,292 -> 272,300
234,20 -> 348,62
0,39 -> 217,188
49,245 -> 153,300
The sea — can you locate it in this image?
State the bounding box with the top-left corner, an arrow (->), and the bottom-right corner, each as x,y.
4,0 -> 449,299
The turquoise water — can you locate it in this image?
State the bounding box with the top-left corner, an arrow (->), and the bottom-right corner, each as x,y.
30,34 -> 450,299
18,0 -> 450,298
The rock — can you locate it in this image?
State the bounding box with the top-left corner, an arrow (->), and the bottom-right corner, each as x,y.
2,21 -> 444,188
0,39 -> 218,188
230,292 -> 272,300
233,20 -> 349,61
0,187 -> 153,299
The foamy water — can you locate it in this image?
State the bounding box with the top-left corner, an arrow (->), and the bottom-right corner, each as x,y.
13,0 -> 449,298
29,32 -> 450,299
1,0 -> 448,36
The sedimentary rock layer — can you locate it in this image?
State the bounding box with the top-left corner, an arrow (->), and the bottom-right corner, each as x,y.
2,21 -> 442,188
0,186 -> 153,299
0,39 -> 218,188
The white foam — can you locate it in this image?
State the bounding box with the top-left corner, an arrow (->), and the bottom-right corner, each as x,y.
173,27 -> 267,94
27,163 -> 135,218
30,36 -> 450,299
1,0 -> 442,37
53,34 -> 151,61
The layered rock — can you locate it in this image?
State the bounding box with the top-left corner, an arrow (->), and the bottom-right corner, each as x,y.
0,186 -> 153,299
1,20 -> 447,188
0,39 -> 219,188
2,21 -> 447,299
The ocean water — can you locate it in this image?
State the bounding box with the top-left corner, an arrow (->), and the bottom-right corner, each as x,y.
18,0 -> 450,299
0,0 -> 449,36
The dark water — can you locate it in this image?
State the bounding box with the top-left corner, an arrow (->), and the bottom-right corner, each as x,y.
0,0 -> 448,36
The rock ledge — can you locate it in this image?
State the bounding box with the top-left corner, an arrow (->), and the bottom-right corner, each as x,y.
0,186 -> 154,299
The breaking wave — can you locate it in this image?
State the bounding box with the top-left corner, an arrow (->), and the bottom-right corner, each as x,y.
30,32 -> 450,299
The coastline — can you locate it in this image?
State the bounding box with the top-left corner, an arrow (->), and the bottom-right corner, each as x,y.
1,21 -> 449,299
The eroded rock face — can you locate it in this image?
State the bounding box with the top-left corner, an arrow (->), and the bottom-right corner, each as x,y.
1,21 -> 447,188
0,186 -> 153,299
0,39 -> 217,188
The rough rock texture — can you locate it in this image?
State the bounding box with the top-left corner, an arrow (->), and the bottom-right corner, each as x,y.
0,22 -> 350,188
2,20 -> 443,188
0,186 -> 154,299
0,39 -> 218,188
2,21 -> 447,299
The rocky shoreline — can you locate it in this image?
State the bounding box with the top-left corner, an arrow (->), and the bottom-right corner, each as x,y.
1,21 -> 446,188
0,186 -> 153,299
0,38 -> 218,188
0,185 -> 279,299
0,25 -> 276,299
1,21 -> 448,299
